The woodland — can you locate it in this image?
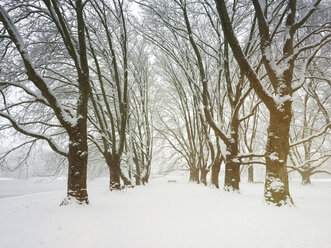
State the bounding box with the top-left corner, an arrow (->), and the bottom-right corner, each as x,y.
0,0 -> 330,207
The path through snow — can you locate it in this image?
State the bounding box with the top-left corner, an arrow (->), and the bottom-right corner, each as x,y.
0,178 -> 330,248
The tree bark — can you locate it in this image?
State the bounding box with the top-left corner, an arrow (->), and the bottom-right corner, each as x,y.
248,165 -> 254,183
133,157 -> 141,186
264,109 -> 293,206
200,167 -> 208,186
224,120 -> 240,191
121,172 -> 132,186
63,126 -> 88,204
211,158 -> 222,188
141,172 -> 150,185
189,167 -> 199,183
224,159 -> 240,191
300,172 -> 311,185
108,155 -> 121,190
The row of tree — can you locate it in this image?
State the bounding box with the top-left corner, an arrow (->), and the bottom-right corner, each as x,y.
0,0 -> 154,204
137,0 -> 330,206
0,0 -> 330,206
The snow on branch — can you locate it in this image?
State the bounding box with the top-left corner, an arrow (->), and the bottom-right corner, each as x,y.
0,139 -> 37,171
0,81 -> 49,105
240,160 -> 266,166
239,100 -> 262,122
0,111 -> 68,157
294,35 -> 331,61
236,153 -> 265,159
311,170 -> 331,176
292,35 -> 331,93
0,5 -> 29,57
42,0 -> 81,70
290,123 -> 331,147
0,34 -> 10,39
215,0 -> 276,111
288,153 -> 331,171
0,4 -> 78,129
293,0 -> 322,30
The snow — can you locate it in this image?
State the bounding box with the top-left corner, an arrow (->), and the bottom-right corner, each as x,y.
232,158 -> 240,163
219,139 -> 227,156
0,6 -> 29,60
269,180 -> 284,192
0,177 -> 66,198
0,178 -> 331,248
268,152 -> 279,161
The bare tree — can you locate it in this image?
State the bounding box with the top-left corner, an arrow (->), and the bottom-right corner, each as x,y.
0,0 -> 91,204
240,94 -> 264,183
85,0 -> 130,190
128,40 -> 154,185
214,0 -> 330,205
289,81 -> 331,184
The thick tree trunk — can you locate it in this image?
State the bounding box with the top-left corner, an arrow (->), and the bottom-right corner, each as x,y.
64,1 -> 89,205
64,127 -> 88,204
108,155 -> 121,190
134,175 -> 141,185
264,109 -> 293,206
224,158 -> 240,191
300,172 -> 311,185
211,158 -> 222,188
189,167 -> 199,183
248,165 -> 254,183
200,167 -> 208,186
224,123 -> 240,191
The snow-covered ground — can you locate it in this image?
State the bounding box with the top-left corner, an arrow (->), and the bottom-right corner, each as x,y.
0,177 -> 330,248
0,177 -> 66,198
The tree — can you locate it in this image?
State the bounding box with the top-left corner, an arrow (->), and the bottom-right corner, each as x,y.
85,0 -> 130,190
138,0 -> 267,190
0,0 -> 90,204
288,81 -> 331,184
214,0 -> 330,205
128,40 -> 154,185
155,78 -> 206,183
240,94 -> 264,183
137,0 -> 217,184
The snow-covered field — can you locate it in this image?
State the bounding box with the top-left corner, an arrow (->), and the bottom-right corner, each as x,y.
1,177 -> 331,248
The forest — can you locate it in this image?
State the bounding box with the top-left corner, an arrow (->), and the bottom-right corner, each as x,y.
0,0 -> 330,209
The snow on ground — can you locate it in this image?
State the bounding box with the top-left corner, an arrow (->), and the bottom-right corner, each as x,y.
0,177 -> 331,248
0,177 -> 66,198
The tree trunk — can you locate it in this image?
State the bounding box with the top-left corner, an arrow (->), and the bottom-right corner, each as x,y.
200,167 -> 208,186
133,157 -> 141,185
108,155 -> 121,190
264,109 -> 293,206
121,172 -> 132,186
141,161 -> 151,185
63,127 -> 88,204
64,0 -> 89,205
211,158 -> 222,188
248,165 -> 254,183
224,159 -> 240,191
141,173 -> 150,185
300,172 -> 311,185
224,123 -> 240,191
134,175 -> 141,185
189,167 -> 199,183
